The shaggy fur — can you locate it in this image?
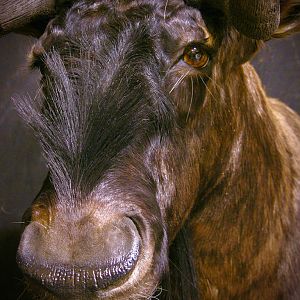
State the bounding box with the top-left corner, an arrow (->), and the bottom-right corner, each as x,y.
13,0 -> 300,299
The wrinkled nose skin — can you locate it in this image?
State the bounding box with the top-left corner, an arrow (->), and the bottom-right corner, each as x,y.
17,215 -> 141,297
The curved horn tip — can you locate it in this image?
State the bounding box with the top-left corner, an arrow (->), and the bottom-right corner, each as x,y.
229,0 -> 281,40
0,0 -> 56,35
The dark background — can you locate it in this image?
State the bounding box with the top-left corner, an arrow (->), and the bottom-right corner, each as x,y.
0,33 -> 299,298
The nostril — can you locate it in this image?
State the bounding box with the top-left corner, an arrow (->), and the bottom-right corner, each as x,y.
30,203 -> 50,227
17,216 -> 140,295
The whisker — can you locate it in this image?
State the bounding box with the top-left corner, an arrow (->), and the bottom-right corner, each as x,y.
164,0 -> 169,21
150,286 -> 165,299
205,74 -> 223,91
16,285 -> 28,300
169,71 -> 190,94
169,258 -> 198,289
186,76 -> 194,122
39,223 -> 48,230
0,205 -> 12,215
200,76 -> 218,102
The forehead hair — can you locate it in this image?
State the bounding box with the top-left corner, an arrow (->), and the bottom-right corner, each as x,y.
31,0 -> 209,65
21,3 -> 186,203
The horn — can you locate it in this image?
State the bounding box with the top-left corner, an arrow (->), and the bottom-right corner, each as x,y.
0,0 -> 55,36
186,0 -> 280,40
228,0 -> 280,40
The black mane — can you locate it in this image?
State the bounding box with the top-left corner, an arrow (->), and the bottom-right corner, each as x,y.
17,23 -> 173,202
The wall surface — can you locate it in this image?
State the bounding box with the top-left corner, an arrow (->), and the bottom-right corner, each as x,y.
0,34 -> 47,299
0,32 -> 299,299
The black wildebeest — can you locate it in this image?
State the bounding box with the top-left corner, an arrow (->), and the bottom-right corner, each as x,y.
1,0 -> 300,299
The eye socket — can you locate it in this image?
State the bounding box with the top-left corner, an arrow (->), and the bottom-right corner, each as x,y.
183,43 -> 209,69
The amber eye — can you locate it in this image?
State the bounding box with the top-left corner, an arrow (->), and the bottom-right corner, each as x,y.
183,44 -> 209,68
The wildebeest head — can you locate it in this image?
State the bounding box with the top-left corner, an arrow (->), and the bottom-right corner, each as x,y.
3,0 -> 299,299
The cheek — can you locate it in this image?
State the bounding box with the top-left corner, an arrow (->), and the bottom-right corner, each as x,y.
151,138 -> 201,241
167,156 -> 201,240
166,72 -> 208,125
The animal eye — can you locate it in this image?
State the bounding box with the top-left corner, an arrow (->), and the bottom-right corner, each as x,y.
183,44 -> 209,69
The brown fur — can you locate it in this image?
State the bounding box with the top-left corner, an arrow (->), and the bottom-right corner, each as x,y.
9,0 -> 300,299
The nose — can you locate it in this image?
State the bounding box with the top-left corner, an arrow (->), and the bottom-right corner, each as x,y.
17,206 -> 140,296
